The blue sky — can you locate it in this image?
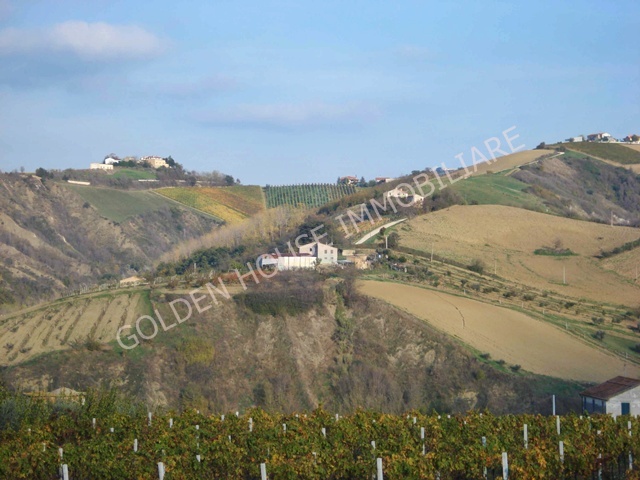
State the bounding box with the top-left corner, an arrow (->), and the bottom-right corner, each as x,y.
0,0 -> 637,185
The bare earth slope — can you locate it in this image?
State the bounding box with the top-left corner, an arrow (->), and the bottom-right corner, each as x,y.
360,280 -> 639,382
399,204 -> 640,305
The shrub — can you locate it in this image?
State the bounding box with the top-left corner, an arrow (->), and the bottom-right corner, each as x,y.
468,259 -> 485,275
631,344 -> 640,354
593,330 -> 606,341
510,364 -> 521,372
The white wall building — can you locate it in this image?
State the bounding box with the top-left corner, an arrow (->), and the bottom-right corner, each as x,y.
580,376 -> 640,415
90,163 -> 114,171
259,242 -> 338,271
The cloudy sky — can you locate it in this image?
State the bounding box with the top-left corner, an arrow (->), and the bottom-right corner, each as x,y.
0,1 -> 637,184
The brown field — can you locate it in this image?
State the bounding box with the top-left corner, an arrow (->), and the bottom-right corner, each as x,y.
471,149 -> 554,175
0,291 -> 147,365
399,205 -> 640,305
360,280 -> 640,382
601,248 -> 640,283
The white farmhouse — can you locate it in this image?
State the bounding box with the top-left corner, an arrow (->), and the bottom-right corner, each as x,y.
580,376 -> 640,415
90,163 -> 114,171
259,242 -> 338,271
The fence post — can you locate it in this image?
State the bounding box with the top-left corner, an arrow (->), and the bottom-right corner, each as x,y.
376,457 -> 383,480
552,395 -> 556,416
148,412 -> 152,426
260,462 -> 267,480
61,464 -> 69,480
321,427 -> 326,438
502,452 -> 509,480
559,441 -> 564,463
523,424 -> 528,449
134,438 -> 138,452
556,416 -> 561,436
482,437 -> 487,479
157,462 -> 165,480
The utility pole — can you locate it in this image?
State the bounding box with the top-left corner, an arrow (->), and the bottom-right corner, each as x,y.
431,244 -> 434,262
563,266 -> 566,285
494,259 -> 497,275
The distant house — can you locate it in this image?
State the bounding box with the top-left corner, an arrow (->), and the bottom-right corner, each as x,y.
386,187 -> 424,206
90,163 -> 113,171
623,135 -> 639,143
375,177 -> 395,184
141,156 -> 168,168
587,133 -> 611,142
580,376 -> 640,415
338,176 -> 359,186
260,242 -> 338,271
119,276 -> 145,287
566,136 -> 584,143
104,155 -> 120,165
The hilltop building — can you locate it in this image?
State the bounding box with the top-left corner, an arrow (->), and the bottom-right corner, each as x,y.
141,156 -> 168,168
375,177 -> 395,184
90,163 -> 113,171
338,176 -> 359,186
580,376 -> 640,415
587,132 -> 612,142
259,242 -> 338,271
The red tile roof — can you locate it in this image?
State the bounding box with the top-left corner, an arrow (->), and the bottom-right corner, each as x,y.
580,376 -> 640,400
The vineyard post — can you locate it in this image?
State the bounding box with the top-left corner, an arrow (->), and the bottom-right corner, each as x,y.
523,424 -> 528,449
556,416 -> 561,436
158,462 -> 165,480
61,464 -> 69,480
371,441 -> 376,450
221,415 -> 225,421
335,414 -> 339,422
376,457 -> 383,480
59,447 -> 63,461
110,427 -> 114,433
169,418 -> 173,428
260,462 -> 267,480
629,452 -> 633,471
196,454 -> 201,463
134,439 -> 138,452
482,437 -> 487,479
148,412 -> 152,426
552,395 -> 556,416
502,452 -> 509,480
420,427 -> 425,440
413,416 -> 417,425
322,427 -> 326,438
249,417 -> 253,432
92,418 -> 96,429
559,441 -> 564,463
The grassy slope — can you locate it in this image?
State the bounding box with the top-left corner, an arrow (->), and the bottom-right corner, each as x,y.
63,184 -> 174,222
155,186 -> 265,224
451,172 -> 546,211
557,142 -> 640,164
112,168 -> 157,180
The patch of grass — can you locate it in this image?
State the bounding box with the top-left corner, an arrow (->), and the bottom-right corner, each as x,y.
451,173 -> 545,210
64,185 -> 175,222
534,248 -> 576,257
112,168 -> 157,180
558,142 -> 640,165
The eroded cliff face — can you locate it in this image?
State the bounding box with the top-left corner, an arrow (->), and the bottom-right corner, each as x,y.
2,277 -> 583,414
0,174 -> 216,309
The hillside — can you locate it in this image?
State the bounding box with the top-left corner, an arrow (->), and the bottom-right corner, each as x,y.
264,184 -> 359,209
556,142 -> 640,165
0,174 -> 218,310
155,185 -> 265,224
397,204 -> 640,305
0,274 -> 584,414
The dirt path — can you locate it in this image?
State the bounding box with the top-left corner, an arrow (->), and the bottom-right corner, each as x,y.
355,218 -> 407,245
360,280 -> 640,382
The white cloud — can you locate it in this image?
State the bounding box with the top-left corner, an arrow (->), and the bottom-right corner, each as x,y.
198,102 -> 381,129
0,21 -> 165,60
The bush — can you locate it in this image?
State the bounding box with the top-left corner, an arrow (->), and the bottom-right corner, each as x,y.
593,330 -> 606,341
631,344 -> 640,354
510,364 -> 521,372
468,259 -> 485,275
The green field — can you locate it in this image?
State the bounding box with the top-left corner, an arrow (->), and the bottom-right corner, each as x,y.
63,184 -> 175,222
451,173 -> 545,210
264,184 -> 358,209
558,142 -> 640,164
112,168 -> 157,180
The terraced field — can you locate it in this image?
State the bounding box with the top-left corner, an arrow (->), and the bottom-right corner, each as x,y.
558,142 -> 640,165
0,290 -> 150,365
155,186 -> 265,224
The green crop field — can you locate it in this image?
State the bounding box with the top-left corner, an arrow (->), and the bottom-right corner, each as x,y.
451,173 -> 546,211
264,184 -> 358,209
112,168 -> 157,180
558,142 -> 640,165
63,185 -> 175,222
156,186 -> 265,224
